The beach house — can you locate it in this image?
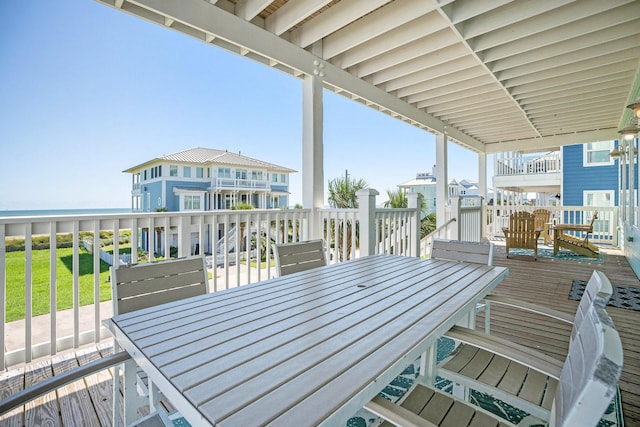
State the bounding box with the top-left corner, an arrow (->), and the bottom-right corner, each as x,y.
124,147 -> 296,212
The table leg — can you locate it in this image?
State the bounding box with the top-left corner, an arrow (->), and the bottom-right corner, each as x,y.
123,358 -> 138,425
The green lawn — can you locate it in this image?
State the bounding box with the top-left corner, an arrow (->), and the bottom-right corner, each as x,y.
5,247 -> 112,322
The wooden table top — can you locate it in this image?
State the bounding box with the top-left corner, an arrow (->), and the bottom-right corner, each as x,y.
105,254 -> 508,426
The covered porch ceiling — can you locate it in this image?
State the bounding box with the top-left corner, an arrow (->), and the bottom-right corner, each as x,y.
98,0 -> 640,155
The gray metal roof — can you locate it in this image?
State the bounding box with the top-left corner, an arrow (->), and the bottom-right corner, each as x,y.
124,147 -> 297,173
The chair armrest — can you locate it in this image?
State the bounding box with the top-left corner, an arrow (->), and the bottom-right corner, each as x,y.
445,326 -> 564,379
484,295 -> 574,324
365,396 -> 437,427
0,351 -> 131,415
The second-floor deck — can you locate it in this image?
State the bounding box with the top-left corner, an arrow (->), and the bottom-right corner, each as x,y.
1,240 -> 638,426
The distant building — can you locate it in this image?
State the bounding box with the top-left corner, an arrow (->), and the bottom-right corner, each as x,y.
398,166 -> 485,214
124,147 -> 296,212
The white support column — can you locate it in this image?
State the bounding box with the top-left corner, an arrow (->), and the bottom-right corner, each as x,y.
478,152 -> 487,239
302,72 -> 324,239
436,132 -> 448,227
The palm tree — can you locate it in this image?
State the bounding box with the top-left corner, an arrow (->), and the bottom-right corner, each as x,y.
327,174 -> 368,260
384,189 -> 434,239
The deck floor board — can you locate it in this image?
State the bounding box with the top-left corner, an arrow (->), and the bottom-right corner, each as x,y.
0,243 -> 638,426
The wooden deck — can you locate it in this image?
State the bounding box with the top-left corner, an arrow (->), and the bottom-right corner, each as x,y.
0,244 -> 639,426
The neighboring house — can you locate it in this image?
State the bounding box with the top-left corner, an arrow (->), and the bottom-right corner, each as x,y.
124,147 -> 296,212
493,140 -> 635,238
398,167 -> 486,214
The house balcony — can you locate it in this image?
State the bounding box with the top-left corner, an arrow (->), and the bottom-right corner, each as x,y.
1,196 -> 638,425
211,177 -> 270,191
493,152 -> 561,194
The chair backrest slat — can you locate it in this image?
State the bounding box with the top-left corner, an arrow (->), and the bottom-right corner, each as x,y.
431,239 -> 494,266
111,256 -> 208,315
552,302 -> 623,427
274,240 -> 326,276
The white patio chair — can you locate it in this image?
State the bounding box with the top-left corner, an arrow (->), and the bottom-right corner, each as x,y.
110,256 -> 209,426
435,270 -> 613,421
431,239 -> 494,266
273,239 -> 326,276
366,299 -> 623,427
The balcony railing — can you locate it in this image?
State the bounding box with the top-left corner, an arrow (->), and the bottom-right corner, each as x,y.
213,177 -> 270,190
0,189 -> 424,370
495,152 -> 561,177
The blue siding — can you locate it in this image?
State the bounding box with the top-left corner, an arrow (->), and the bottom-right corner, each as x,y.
562,144 -> 618,206
165,181 -> 208,211
141,182 -> 163,212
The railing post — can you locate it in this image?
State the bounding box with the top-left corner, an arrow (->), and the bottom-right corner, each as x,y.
450,196 -> 461,240
357,188 -> 379,257
407,192 -> 422,257
178,215 -> 191,258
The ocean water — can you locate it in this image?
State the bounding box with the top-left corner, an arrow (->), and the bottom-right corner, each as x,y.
0,208 -> 131,217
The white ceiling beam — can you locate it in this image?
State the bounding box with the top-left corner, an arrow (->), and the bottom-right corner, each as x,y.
436,99 -> 515,120
473,0 -> 634,52
321,0 -> 436,60
441,0 -> 513,25
265,0 -> 333,36
332,12 -> 447,69
385,57 -> 479,93
484,129 -> 619,153
370,43 -> 469,86
461,0 -> 573,39
402,73 -> 492,101
495,36 -> 640,79
290,0 -> 391,49
425,91 -> 506,113
234,0 -> 272,21
482,4 -> 640,62
415,83 -> 500,108
110,0 -> 482,151
523,89 -> 629,113
355,29 -> 459,78
501,48 -> 640,87
396,66 -> 487,98
490,27 -> 640,73
429,96 -> 511,117
510,67 -> 637,97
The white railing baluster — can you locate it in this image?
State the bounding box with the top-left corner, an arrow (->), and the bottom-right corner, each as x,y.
72,221 -> 80,349
0,224 -> 5,371
93,221 -> 100,343
25,223 -> 32,363
49,222 -> 57,355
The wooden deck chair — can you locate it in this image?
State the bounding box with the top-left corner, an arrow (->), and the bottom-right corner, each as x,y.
366,299 -> 623,427
434,270 -> 613,421
503,211 -> 541,260
431,239 -> 494,266
554,211 -> 599,258
110,256 -> 209,426
532,208 -> 552,244
274,239 -> 326,276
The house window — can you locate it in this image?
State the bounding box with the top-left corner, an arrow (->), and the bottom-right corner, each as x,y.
184,166 -> 191,177
236,169 -> 247,179
196,167 -> 204,178
143,170 -> 147,180
252,171 -> 263,180
218,167 -> 231,178
583,190 -> 613,233
280,174 -> 286,183
272,173 -> 278,182
170,165 -> 178,177
584,141 -> 614,166
183,195 -> 201,210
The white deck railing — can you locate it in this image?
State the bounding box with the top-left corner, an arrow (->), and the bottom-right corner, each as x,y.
485,205 -> 618,246
495,151 -> 561,176
0,190 -> 423,369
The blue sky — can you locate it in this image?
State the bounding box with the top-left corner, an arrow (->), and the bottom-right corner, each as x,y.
0,0 -> 481,210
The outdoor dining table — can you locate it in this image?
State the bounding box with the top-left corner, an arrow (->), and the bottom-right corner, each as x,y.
105,254 -> 508,427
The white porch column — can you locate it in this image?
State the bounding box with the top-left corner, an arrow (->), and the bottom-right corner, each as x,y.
407,192 -> 422,257
478,152 -> 487,239
435,132 -> 448,227
302,73 -> 324,239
